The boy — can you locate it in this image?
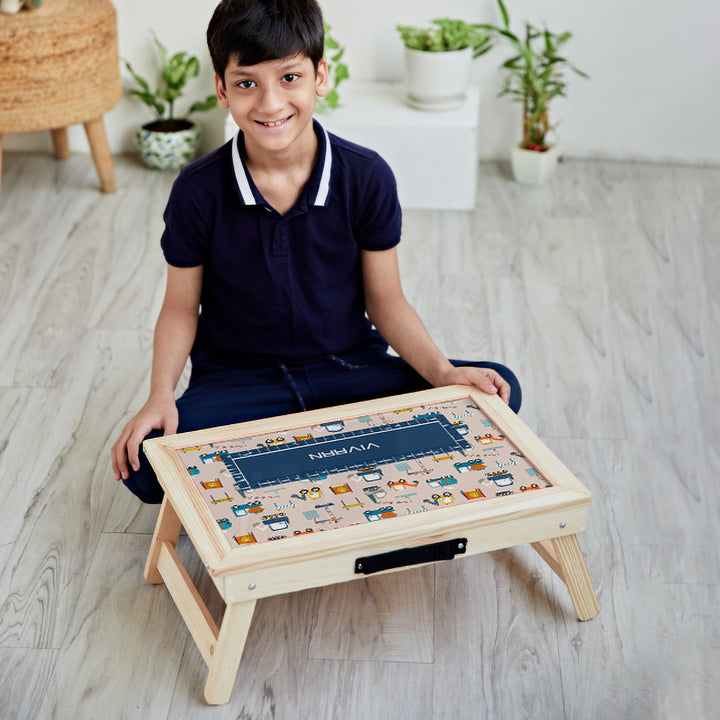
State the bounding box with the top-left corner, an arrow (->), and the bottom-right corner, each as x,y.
111,0 -> 521,503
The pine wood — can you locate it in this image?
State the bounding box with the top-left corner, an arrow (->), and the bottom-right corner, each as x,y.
83,118 -> 117,193
144,495 -> 182,584
142,384 -> 598,702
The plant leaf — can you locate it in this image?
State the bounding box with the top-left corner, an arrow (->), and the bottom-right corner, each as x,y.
497,0 -> 510,29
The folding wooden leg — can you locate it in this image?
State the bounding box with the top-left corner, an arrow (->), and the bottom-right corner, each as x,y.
532,535 -> 600,621
145,495 -> 182,584
204,599 -> 257,705
83,116 -> 116,193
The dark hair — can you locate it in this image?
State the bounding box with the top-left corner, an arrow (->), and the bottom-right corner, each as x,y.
207,0 -> 325,82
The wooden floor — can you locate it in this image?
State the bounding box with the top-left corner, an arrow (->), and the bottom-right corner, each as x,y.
0,150 -> 718,719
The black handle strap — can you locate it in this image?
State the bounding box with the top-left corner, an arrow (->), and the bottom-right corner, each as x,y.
354,538 -> 467,575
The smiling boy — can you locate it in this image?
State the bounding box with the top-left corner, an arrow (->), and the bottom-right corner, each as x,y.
111,0 -> 521,503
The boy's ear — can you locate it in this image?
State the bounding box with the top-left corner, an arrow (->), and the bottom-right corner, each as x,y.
215,73 -> 230,109
315,59 -> 329,98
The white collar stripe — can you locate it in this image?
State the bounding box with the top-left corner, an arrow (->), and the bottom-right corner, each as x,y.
313,125 -> 332,206
232,128 -> 256,205
231,124 -> 332,207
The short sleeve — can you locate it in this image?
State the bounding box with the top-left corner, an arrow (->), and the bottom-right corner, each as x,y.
354,153 -> 402,251
160,170 -> 210,267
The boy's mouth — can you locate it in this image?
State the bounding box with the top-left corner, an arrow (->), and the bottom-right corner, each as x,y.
257,115 -> 293,128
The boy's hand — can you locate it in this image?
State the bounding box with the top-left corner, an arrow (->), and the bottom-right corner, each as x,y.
111,395 -> 179,482
435,365 -> 511,405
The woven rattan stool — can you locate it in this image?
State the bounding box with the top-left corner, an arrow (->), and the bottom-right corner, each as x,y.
0,0 -> 122,199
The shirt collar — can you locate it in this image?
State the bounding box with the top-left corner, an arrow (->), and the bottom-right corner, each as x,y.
230,119 -> 333,208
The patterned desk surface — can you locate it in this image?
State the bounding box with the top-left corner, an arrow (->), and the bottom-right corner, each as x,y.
173,395 -> 552,548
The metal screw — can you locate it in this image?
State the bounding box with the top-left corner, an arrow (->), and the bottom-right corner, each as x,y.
559,522 -> 566,529
248,582 -> 256,591
458,542 -> 465,550
357,563 -> 363,570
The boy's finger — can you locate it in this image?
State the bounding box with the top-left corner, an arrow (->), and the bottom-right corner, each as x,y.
127,435 -> 142,472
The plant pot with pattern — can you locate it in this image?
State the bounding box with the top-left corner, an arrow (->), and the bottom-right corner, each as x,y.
124,34 -> 217,171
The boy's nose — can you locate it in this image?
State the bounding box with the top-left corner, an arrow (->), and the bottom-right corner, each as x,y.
257,86 -> 285,115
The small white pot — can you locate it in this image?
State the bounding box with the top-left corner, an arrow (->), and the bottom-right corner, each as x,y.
510,144 -> 560,185
403,47 -> 473,111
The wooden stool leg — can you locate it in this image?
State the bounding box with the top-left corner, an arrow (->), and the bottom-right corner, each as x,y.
145,495 -> 182,584
549,534 -> 600,621
83,116 -> 116,193
50,127 -> 70,160
204,599 -> 257,705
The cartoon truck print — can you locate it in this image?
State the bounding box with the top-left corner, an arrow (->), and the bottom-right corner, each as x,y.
387,479 -> 419,490
232,501 -> 264,517
357,466 -> 383,482
451,422 -> 469,435
363,506 -> 397,522
187,465 -> 200,476
462,488 -> 485,500
424,492 -> 455,507
262,513 -> 290,531
200,450 -> 229,464
486,470 -> 514,487
292,486 -> 322,501
363,485 -> 387,503
454,458 -> 486,473
264,436 -> 286,446
234,533 -> 256,545
321,420 -> 345,433
217,518 -> 232,530
475,433 -> 505,445
426,475 -> 458,488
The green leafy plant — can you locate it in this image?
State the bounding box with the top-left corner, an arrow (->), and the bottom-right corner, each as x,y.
316,23 -> 350,112
124,33 -> 218,130
396,18 -> 492,58
479,0 -> 587,151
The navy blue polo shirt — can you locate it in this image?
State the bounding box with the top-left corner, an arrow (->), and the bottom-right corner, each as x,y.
160,120 -> 402,365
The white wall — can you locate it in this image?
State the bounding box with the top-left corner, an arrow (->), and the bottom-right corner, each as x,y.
5,0 -> 720,164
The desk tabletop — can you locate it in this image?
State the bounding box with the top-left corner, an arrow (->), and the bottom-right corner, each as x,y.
144,387 -> 591,587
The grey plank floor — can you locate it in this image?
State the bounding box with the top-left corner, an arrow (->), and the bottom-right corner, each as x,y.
0,150 -> 718,719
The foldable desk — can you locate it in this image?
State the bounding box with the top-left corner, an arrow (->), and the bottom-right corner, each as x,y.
143,385 -> 599,704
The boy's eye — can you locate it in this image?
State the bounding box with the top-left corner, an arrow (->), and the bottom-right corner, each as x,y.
282,73 -> 300,83
237,80 -> 255,89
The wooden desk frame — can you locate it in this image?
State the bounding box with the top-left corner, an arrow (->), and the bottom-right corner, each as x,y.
143,386 -> 599,705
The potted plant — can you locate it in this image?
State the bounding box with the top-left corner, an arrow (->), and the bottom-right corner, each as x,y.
396,18 -> 492,110
314,23 -> 349,113
124,34 -> 218,170
480,0 -> 588,184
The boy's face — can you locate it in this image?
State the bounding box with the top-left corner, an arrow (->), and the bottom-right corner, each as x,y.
216,54 -> 328,159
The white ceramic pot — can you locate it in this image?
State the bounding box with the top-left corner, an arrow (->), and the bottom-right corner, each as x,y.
135,120 -> 201,171
511,144 -> 560,185
403,47 -> 473,111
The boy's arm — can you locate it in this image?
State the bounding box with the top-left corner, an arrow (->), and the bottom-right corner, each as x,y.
361,247 -> 510,403
111,264 -> 203,481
